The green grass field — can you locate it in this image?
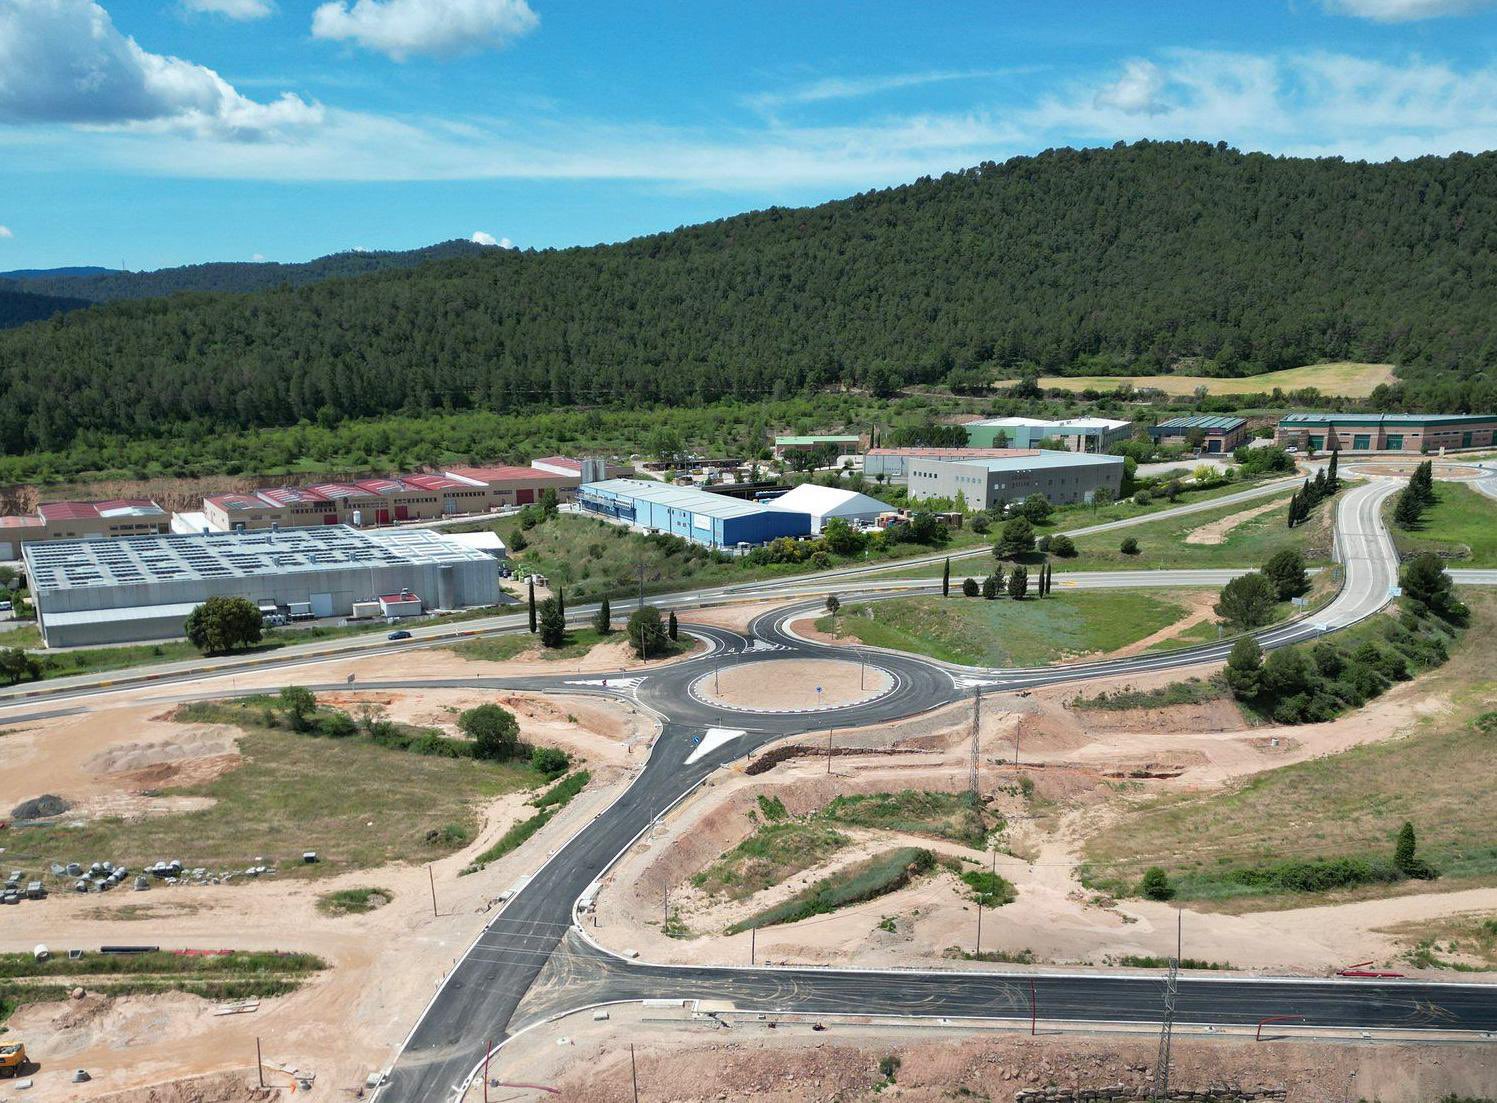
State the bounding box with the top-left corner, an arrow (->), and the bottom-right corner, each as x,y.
996,362 -> 1394,398
1059,490 -> 1333,571
821,790 -> 993,848
1079,591 -> 1497,908
692,820 -> 851,900
815,591 -> 1202,667
1387,482 -> 1497,568
496,512 -> 989,604
726,847 -> 937,933
3,719 -> 550,880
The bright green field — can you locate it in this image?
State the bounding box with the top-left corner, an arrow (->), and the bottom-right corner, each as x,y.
1060,490 -> 1333,571
1387,482 -> 1497,568
815,591 -> 1203,667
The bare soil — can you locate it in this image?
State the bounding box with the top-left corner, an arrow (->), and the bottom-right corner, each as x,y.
693,658 -> 893,711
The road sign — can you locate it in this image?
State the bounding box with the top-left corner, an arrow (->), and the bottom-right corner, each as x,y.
689,733 -> 702,746
1291,596 -> 1307,607
1388,586 -> 1403,597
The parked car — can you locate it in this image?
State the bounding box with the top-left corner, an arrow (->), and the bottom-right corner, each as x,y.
387,630 -> 412,641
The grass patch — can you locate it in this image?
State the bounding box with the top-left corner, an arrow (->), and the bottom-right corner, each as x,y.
1,717 -> 545,879
816,591 -> 1200,667
0,950 -> 324,979
1001,362 -> 1394,398
959,869 -> 1016,907
494,512 -> 988,605
1109,954 -> 1232,970
462,770 -> 591,873
727,847 -> 935,934
1387,481 -> 1497,567
692,820 -> 851,900
1080,592 -> 1497,906
821,790 -> 994,848
316,887 -> 391,916
944,946 -> 1037,964
1071,676 -> 1229,712
1390,914 -> 1497,972
446,626 -> 690,664
1062,491 -> 1332,571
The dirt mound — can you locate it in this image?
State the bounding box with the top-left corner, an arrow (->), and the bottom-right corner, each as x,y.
12,792 -> 70,819
87,730 -> 240,776
93,1070 -> 276,1103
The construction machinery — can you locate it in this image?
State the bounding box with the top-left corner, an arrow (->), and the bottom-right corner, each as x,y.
0,1041 -> 29,1078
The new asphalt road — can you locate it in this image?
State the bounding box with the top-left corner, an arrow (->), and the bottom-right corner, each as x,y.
371,476 -> 1496,1103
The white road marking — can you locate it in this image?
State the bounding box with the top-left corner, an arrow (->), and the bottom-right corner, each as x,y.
686,727 -> 747,764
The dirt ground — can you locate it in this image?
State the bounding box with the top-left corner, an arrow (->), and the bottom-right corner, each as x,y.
1346,462 -> 1483,480
587,660 -> 1497,979
1183,497 -> 1283,545
475,1003 -> 1497,1103
0,671 -> 655,1100
693,659 -> 894,711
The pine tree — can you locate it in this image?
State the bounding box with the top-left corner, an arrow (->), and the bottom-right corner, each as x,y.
1393,488 -> 1423,529
668,610 -> 679,641
593,595 -> 612,634
1007,565 -> 1028,600
527,577 -> 537,634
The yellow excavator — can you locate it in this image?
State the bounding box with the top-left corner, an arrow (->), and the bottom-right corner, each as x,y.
0,1040 -> 28,1078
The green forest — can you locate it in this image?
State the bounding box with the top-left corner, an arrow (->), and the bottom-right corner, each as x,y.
2,140 -> 1495,464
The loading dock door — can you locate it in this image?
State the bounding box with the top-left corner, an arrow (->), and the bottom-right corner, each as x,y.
309,592 -> 334,618
516,489 -> 535,505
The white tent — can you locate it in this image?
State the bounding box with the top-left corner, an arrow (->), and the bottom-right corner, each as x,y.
770,484 -> 892,534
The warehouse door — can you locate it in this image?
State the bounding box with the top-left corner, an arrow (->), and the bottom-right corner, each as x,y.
376,509 -> 391,524
309,592 -> 334,618
395,506 -> 410,521
516,489 -> 534,505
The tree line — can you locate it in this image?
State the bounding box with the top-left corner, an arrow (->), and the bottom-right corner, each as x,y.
1,140 -> 1495,458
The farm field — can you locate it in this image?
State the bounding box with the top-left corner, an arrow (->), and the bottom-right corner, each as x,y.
997,361 -> 1395,398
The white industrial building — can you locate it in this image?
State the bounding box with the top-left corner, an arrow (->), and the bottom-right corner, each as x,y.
769,484 -> 893,534
24,526 -> 500,648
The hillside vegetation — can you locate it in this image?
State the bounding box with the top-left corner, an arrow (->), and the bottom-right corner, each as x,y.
1,142 -> 1495,457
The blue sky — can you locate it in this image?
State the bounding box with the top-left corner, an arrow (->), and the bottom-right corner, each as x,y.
4,0 -> 1497,269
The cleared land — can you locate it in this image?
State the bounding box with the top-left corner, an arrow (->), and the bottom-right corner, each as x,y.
1080,591 -> 1497,907
1,708 -> 551,879
1387,480 -> 1497,568
814,590 -> 1204,667
996,361 -> 1394,398
1059,489 -> 1332,571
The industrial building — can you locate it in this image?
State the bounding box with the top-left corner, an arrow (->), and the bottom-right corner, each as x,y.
964,416 -> 1132,453
0,499 -> 171,560
773,434 -> 861,460
862,447 -> 1040,482
577,479 -> 811,549
202,459 -> 594,533
1274,412 -> 1497,453
24,526 -> 500,648
1148,415 -> 1249,453
767,484 -> 893,534
904,451 -> 1125,510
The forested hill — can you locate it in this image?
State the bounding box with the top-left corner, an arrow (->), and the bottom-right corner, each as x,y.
0,285 -> 91,329
3,140 -> 1496,455
6,239 -> 492,304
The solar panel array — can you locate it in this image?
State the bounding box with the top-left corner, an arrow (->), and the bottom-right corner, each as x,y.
24,525 -> 490,593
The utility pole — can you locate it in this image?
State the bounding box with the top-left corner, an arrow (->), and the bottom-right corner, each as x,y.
256,1038 -> 265,1088
630,1043 -> 641,1103
483,1039 -> 492,1103
638,562 -> 645,609
827,728 -> 833,774
1152,910 -> 1180,1101
968,686 -> 981,799
974,895 -> 982,957
750,925 -> 756,965
428,864 -> 437,918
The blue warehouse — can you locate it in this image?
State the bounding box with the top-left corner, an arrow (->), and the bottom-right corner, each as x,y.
577,479 -> 811,549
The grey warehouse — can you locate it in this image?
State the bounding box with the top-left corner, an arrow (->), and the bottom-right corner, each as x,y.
24,526 -> 500,648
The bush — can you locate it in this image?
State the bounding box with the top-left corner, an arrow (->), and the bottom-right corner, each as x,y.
1214,571 -> 1276,630
825,594 -> 841,614
995,516 -> 1035,558
961,577 -> 979,597
727,848 -> 935,933
626,606 -> 669,658
530,746 -> 570,776
1262,548 -> 1311,600
1048,534 -> 1076,557
1119,536 -> 1140,555
970,514 -> 990,535
460,703 -> 520,760
1140,867 -> 1174,900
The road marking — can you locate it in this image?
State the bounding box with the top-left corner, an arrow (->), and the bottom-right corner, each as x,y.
686,728 -> 748,764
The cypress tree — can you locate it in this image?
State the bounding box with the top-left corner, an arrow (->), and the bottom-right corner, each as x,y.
527,577 -> 537,634
1326,451 -> 1339,492
668,610 -> 679,640
556,586 -> 565,621
593,596 -> 612,634
942,557 -> 951,597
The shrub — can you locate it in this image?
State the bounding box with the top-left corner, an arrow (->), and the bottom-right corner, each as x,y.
1120,536 -> 1140,555
961,577 -> 979,598
530,746 -> 570,776
460,703 -> 520,760
1140,867 -> 1174,900
727,848 -> 935,933
1048,534 -> 1076,557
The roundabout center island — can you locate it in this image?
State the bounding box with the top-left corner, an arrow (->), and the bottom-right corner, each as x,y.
691,657 -> 894,713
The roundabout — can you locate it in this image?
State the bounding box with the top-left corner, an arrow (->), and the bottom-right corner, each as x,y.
686,657 -> 895,713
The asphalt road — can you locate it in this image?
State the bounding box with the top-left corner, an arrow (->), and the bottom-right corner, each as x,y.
373,474 -> 1493,1103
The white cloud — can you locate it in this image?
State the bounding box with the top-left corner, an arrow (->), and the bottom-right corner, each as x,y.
469,230 -> 513,247
1321,0 -> 1497,20
311,0 -> 538,60
251,252 -> 266,260
0,225 -> 12,238
181,0 -> 273,20
0,0 -> 321,138
746,70 -> 1016,114
1092,60 -> 1170,115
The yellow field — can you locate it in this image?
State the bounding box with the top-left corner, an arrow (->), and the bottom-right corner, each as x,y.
997,362 -> 1394,399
